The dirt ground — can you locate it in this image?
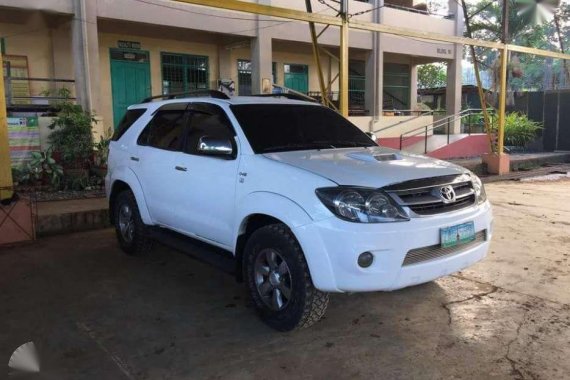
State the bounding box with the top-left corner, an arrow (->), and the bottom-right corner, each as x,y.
1,180 -> 569,380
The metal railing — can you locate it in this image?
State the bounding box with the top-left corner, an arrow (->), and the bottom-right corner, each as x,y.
374,109 -> 446,134
398,109 -> 497,153
3,77 -> 76,111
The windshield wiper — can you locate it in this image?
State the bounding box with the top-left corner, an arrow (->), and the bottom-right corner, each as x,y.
261,142 -> 336,153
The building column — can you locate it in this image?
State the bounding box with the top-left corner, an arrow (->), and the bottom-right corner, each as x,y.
251,0 -> 272,94
365,0 -> 384,130
410,62 -> 418,111
446,0 -> 464,134
72,0 -> 101,114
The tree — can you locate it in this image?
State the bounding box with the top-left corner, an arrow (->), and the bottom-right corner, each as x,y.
417,63 -> 447,89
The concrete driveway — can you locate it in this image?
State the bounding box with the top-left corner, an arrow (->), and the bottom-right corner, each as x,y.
1,180 -> 569,379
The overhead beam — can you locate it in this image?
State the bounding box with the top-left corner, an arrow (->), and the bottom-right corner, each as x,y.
170,0 -> 342,25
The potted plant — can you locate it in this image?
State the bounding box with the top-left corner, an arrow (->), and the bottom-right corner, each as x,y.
47,88 -> 95,188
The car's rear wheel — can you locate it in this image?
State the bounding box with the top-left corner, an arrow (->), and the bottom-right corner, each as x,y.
113,190 -> 153,256
244,223 -> 329,331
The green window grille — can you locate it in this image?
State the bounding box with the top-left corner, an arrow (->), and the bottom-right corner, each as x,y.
349,60 -> 366,109
238,59 -> 252,95
272,62 -> 277,84
384,63 -> 410,110
161,53 -> 209,95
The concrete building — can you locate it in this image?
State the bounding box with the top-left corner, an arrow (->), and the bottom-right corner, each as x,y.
0,0 -> 464,140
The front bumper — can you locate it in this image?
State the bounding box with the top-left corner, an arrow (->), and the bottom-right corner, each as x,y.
293,201 -> 493,293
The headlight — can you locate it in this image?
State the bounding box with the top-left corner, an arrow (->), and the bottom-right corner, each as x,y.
470,174 -> 487,204
316,187 -> 409,223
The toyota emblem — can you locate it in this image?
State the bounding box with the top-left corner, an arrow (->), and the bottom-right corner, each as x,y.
439,185 -> 456,203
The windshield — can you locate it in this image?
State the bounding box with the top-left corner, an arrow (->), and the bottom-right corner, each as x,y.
230,104 -> 377,153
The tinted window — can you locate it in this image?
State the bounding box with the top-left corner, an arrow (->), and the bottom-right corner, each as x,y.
137,104 -> 188,151
230,104 -> 376,153
112,108 -> 146,141
184,103 -> 235,155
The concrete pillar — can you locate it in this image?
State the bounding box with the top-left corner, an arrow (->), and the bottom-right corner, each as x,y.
365,0 -> 384,130
72,0 -> 101,114
251,0 -> 272,94
445,0 -> 464,134
410,62 -> 418,111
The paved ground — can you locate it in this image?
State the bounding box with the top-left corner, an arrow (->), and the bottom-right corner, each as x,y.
1,180 -> 569,380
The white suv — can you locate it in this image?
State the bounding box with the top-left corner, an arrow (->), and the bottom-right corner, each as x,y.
106,92 -> 492,331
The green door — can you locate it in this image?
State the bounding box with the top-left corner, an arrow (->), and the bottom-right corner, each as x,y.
284,64 -> 308,94
110,49 -> 151,128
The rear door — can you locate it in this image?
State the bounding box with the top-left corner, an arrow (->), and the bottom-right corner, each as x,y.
170,103 -> 240,247
132,102 -> 189,227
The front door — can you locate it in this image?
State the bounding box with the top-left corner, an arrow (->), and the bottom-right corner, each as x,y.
171,102 -> 239,248
110,49 -> 151,128
284,64 -> 308,93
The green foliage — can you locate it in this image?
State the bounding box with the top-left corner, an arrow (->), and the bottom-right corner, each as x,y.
417,63 -> 447,89
16,149 -> 64,188
93,129 -> 112,168
48,88 -> 96,168
492,113 -> 543,147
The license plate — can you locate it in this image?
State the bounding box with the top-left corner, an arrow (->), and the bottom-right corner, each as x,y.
440,222 -> 476,248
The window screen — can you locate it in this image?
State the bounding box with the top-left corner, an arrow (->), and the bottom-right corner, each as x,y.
184,103 -> 235,155
112,108 -> 146,141
138,104 -> 188,151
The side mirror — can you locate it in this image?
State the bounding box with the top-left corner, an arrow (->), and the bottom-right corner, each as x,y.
197,136 -> 234,157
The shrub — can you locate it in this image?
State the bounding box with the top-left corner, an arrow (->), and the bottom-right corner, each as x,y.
492,112 -> 542,148
47,88 -> 96,169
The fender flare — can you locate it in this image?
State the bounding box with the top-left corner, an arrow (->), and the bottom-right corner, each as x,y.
109,167 -> 153,225
234,192 -> 337,291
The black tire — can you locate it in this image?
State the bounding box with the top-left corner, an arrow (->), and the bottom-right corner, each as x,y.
244,223 -> 329,331
113,190 -> 153,256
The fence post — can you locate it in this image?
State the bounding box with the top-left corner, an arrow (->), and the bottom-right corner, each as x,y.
447,117 -> 451,145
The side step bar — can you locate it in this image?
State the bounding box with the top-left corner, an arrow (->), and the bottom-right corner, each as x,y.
149,227 -> 236,275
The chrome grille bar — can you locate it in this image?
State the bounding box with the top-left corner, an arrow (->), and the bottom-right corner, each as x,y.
403,230 -> 487,266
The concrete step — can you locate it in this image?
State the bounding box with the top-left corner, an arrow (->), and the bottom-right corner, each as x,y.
37,198 -> 109,237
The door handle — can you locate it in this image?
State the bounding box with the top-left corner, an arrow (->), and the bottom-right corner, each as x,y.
175,166 -> 187,172
130,156 -> 140,162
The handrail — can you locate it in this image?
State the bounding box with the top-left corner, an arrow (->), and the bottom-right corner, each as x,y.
400,108 -> 494,138
374,110 -> 435,133
398,108 -> 496,152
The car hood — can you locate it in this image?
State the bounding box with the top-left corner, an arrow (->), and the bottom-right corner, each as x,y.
263,147 -> 467,188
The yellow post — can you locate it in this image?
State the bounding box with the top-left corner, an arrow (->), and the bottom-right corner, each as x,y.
339,12 -> 349,117
0,51 -> 14,200
497,46 -> 508,155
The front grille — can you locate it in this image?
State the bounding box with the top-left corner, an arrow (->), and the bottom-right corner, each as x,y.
403,230 -> 487,266
385,175 -> 476,216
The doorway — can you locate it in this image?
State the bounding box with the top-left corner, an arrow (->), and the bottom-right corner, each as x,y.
110,49 -> 151,128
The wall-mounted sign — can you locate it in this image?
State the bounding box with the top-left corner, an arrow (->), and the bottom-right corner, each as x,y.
437,48 -> 452,55
118,40 -> 141,50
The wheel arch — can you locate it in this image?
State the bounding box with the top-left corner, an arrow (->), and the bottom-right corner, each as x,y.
108,169 -> 152,225
233,192 -> 313,282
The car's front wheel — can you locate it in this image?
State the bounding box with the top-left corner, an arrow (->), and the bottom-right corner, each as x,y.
244,223 -> 329,331
113,190 -> 153,256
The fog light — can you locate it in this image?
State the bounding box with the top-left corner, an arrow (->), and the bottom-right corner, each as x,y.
358,252 -> 374,268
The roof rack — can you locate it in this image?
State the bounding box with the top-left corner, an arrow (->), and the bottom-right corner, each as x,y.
250,93 -> 319,103
141,90 -> 230,103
